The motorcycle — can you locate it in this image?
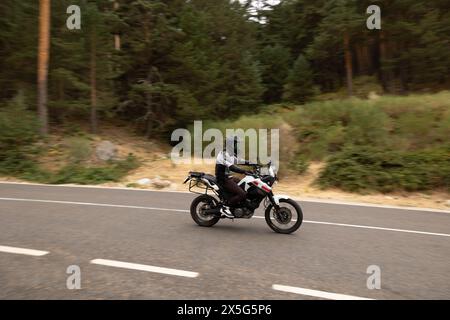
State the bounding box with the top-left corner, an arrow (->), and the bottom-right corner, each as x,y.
183,162 -> 303,234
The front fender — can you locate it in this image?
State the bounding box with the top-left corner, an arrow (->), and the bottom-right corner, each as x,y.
272,194 -> 292,205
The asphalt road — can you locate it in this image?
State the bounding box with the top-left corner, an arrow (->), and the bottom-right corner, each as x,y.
0,182 -> 449,300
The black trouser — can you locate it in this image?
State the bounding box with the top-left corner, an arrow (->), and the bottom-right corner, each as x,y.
221,177 -> 246,207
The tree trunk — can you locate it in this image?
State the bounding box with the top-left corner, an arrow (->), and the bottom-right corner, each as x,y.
37,0 -> 51,135
343,32 -> 353,97
145,76 -> 153,138
355,44 -> 363,76
355,43 -> 371,76
113,1 -> 121,50
114,35 -> 121,51
379,31 -> 390,92
363,42 -> 374,75
90,27 -> 98,134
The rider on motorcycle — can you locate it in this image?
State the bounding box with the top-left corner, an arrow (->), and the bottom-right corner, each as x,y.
216,136 -> 255,218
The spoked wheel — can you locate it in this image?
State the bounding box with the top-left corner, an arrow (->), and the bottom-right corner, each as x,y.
265,199 -> 303,234
190,195 -> 220,227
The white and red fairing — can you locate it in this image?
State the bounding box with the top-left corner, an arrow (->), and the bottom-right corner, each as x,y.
239,176 -> 272,193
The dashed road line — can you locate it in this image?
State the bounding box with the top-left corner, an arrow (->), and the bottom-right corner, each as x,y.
272,284 -> 374,300
90,258 -> 199,278
0,245 -> 49,257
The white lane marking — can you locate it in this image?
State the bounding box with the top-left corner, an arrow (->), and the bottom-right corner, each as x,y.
0,181 -> 190,195
256,216 -> 450,237
90,259 -> 199,278
1,197 -> 450,238
1,181 -> 449,213
272,284 -> 374,300
296,198 -> 450,214
301,220 -> 450,237
0,197 -> 188,213
0,245 -> 49,256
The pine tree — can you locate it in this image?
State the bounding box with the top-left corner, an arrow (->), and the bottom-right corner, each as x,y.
47,0 -> 118,132
283,54 -> 315,103
259,44 -> 291,103
220,51 -> 264,115
311,0 -> 364,96
2,0 -> 450,137
0,1 -> 39,101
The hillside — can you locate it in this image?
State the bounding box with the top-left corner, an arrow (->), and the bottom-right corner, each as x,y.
1,93 -> 449,210
3,126 -> 448,210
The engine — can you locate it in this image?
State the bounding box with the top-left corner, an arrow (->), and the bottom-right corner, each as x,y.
233,207 -> 254,219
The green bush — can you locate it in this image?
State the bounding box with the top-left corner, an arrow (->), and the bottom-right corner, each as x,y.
47,154 -> 139,185
318,146 -> 450,193
0,150 -> 43,177
284,99 -> 391,160
314,76 -> 384,101
373,92 -> 450,149
0,93 -> 139,184
283,92 -> 450,162
0,93 -> 39,162
289,154 -> 310,175
66,137 -> 92,164
0,93 -> 41,174
2,146 -> 139,185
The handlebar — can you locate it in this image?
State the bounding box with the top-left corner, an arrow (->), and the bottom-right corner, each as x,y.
248,161 -> 275,178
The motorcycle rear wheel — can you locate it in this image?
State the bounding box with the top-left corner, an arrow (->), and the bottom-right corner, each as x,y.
190,195 -> 220,227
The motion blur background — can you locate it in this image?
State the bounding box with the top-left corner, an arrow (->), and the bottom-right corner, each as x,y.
0,0 -> 449,202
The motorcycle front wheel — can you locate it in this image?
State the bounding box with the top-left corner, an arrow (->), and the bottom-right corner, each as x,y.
190,195 -> 220,227
265,198 -> 303,234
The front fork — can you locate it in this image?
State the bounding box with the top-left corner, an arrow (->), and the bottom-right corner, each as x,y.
268,192 -> 280,212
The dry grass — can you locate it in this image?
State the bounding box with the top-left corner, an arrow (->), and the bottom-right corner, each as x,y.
97,130 -> 449,210
2,124 -> 449,210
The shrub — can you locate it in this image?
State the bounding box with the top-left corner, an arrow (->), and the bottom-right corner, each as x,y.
0,93 -> 41,174
289,154 -> 310,175
314,76 -> 384,101
371,92 -> 450,148
2,150 -> 139,185
284,99 -> 390,160
318,146 -> 450,193
66,137 -> 92,164
48,154 -> 139,185
0,93 -> 39,162
0,92 -> 139,184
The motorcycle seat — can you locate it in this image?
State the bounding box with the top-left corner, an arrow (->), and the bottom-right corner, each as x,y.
189,171 -> 204,178
189,172 -> 218,186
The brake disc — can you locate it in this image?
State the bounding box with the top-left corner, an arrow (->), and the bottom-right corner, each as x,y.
274,207 -> 292,224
